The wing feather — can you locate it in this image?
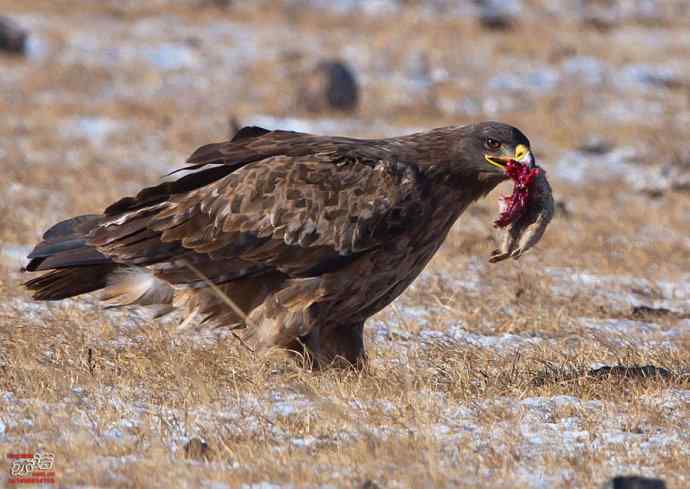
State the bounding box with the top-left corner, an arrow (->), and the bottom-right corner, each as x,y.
142,153 -> 429,276
82,130 -> 430,281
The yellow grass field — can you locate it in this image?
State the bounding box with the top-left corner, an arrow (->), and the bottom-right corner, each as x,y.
1,1 -> 688,488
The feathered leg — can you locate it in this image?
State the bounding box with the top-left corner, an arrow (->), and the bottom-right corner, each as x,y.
292,321 -> 366,369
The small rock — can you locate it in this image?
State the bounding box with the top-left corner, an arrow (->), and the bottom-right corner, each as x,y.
202,0 -> 232,8
602,475 -> 666,489
0,16 -> 27,56
630,305 -> 681,320
477,0 -> 520,31
588,365 -> 672,380
577,136 -> 614,155
583,14 -> 615,32
184,437 -> 213,461
628,160 -> 690,197
362,481 -> 381,489
298,59 -> 359,113
479,11 -> 513,30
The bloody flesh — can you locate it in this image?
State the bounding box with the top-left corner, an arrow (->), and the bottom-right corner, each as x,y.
494,160 -> 542,228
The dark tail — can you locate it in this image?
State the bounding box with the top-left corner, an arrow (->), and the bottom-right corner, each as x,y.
25,264 -> 117,300
24,215 -> 117,300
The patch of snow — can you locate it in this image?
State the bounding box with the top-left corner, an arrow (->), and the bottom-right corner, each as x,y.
414,258 -> 486,295
244,114 -> 420,139
561,56 -> 608,85
60,117 -> 124,146
104,418 -> 140,442
615,63 -> 685,91
0,244 -> 32,268
240,483 -> 294,489
421,325 -> 544,352
204,483 -> 231,489
545,267 -> 690,316
603,99 -> 667,125
142,43 -> 201,71
292,0 -> 399,16
2,182 -> 67,209
488,67 -> 560,93
480,0 -> 523,17
578,318 -> 681,348
269,391 -> 313,418
290,436 -> 317,448
625,163 -> 690,195
513,466 -> 575,489
551,146 -> 643,185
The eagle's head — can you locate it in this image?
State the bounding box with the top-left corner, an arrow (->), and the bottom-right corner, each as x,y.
458,121 -> 535,177
445,121 -> 544,229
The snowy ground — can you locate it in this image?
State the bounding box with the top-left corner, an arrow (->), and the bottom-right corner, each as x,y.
0,1 -> 689,488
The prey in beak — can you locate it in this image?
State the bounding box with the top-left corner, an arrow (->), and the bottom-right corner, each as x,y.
484,143 -> 542,229
484,144 -> 535,171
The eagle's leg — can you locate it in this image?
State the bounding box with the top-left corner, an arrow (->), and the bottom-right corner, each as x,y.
306,322 -> 367,369
301,324 -> 321,369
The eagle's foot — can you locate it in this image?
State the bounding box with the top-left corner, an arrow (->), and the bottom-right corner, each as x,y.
290,322 -> 367,370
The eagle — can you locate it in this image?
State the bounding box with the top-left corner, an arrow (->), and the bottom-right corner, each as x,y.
24,122 -> 553,367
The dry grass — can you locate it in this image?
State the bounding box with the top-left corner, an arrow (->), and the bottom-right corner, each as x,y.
1,1 -> 689,488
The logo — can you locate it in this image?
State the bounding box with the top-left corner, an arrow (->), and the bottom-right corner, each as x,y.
7,453 -> 56,485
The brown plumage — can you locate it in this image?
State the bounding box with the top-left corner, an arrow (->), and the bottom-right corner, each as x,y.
24,122 -> 552,367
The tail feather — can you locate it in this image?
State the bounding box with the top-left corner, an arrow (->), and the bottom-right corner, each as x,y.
28,246 -> 110,271
25,214 -> 176,312
24,264 -> 117,300
41,214 -> 102,240
26,214 -> 109,272
24,214 -> 115,300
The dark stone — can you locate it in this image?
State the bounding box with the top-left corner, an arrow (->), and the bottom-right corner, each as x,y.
201,0 -> 232,8
588,365 -> 672,380
184,437 -> 212,461
362,481 -> 381,489
0,16 -> 27,56
631,305 -> 683,320
578,137 -> 614,155
476,0 -> 516,31
603,475 -> 666,489
479,12 -> 513,30
583,15 -> 615,33
298,60 -> 359,113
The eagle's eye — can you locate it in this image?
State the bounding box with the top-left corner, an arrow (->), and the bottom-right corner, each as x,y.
485,138 -> 501,150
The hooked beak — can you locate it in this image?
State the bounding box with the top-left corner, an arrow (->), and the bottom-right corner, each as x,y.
484,144 -> 535,171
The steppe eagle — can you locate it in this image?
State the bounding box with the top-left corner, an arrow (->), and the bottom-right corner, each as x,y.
24,122 -> 553,366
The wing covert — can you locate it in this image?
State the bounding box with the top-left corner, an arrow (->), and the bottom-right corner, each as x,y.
149,153 -> 430,275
